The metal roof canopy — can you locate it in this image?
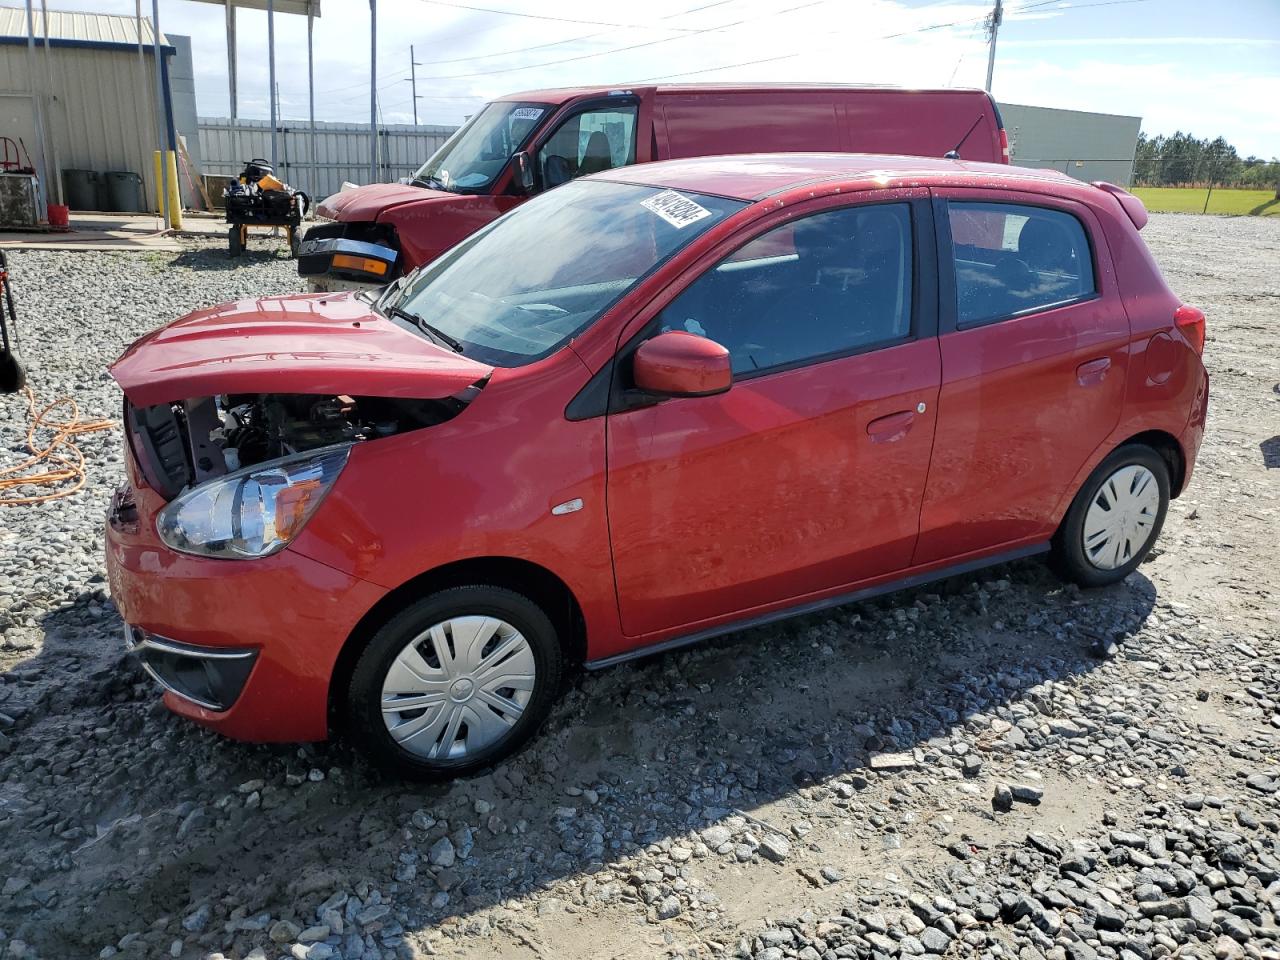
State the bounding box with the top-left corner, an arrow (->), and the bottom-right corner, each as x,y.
189,0 -> 323,190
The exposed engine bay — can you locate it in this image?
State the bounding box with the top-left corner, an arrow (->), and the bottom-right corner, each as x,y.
126,390 -> 475,500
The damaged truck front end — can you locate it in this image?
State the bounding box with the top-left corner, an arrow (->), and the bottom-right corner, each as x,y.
105,293 -> 493,737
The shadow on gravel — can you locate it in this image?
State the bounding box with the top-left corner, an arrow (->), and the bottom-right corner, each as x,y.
1261,435 -> 1280,469
0,558 -> 1159,956
166,246 -> 293,272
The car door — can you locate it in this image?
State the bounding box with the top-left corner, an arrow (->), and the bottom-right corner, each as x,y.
604,192 -> 942,638
914,189 -> 1130,565
533,98 -> 639,191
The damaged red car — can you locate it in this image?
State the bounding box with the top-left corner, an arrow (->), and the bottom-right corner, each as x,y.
106,154 -> 1208,778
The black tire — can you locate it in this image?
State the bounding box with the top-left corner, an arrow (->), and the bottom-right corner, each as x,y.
288,228 -> 301,259
228,225 -> 243,258
346,586 -> 563,779
1052,444 -> 1170,588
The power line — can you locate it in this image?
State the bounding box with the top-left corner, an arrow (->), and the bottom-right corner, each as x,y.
641,0 -> 1152,83
413,0 -> 747,66
414,0 -> 718,31
409,0 -> 827,82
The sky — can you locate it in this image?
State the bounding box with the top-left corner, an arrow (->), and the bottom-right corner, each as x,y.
40,0 -> 1280,158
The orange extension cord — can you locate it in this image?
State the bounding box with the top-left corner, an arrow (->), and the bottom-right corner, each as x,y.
0,386 -> 115,506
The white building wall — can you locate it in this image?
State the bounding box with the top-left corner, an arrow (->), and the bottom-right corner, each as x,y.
998,102 -> 1142,188
0,41 -> 162,208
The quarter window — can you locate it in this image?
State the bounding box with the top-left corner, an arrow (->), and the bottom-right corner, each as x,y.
656,203 -> 915,376
947,202 -> 1095,327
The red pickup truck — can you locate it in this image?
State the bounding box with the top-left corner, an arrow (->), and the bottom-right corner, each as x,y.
298,83 -> 1009,290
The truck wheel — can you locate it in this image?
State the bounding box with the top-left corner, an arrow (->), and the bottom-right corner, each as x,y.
346,586 -> 564,780
228,225 -> 243,258
1052,444 -> 1170,588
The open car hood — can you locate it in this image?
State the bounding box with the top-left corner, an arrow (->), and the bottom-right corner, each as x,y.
111,293 -> 492,408
317,182 -> 451,222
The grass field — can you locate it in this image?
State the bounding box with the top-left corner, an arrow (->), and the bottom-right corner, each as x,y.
1132,187 -> 1280,216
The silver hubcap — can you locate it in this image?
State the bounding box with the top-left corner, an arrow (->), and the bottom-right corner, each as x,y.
380,616 -> 536,760
1082,464 -> 1160,570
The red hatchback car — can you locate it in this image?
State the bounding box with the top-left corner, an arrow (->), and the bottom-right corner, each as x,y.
107,154 -> 1208,778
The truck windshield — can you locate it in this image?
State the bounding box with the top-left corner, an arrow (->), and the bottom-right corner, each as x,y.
412,101 -> 548,193
389,180 -> 746,366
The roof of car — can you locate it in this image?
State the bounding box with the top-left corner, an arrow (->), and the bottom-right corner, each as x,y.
588,153 -> 1082,202
494,83 -> 991,104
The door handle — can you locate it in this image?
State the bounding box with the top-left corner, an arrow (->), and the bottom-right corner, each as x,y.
1076,357 -> 1111,387
866,410 -> 915,444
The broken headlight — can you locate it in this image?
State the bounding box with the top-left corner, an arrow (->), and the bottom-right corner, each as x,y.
156,444 -> 351,559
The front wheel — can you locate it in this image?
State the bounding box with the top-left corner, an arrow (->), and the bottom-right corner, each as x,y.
1052,444 -> 1170,588
346,586 -> 563,779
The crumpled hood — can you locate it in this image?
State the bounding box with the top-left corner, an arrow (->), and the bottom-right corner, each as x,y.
317,182 -> 451,222
111,293 -> 492,407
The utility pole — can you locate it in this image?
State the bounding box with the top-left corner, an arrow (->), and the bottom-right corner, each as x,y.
984,0 -> 1003,93
410,45 -> 422,126
369,0 -> 378,183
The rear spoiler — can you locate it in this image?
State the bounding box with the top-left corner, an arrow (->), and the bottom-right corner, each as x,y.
1091,181 -> 1148,231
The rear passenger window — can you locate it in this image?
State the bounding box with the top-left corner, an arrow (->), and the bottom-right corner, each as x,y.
656,203 -> 914,376
948,202 -> 1095,328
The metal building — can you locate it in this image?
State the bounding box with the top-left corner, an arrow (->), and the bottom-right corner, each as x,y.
997,101 -> 1142,188
0,6 -> 171,212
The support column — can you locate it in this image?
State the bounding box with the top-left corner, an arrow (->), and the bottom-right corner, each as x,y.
268,0 -> 277,170
226,1 -> 237,119
308,6 -> 316,196
152,0 -> 170,228
369,0 -> 378,183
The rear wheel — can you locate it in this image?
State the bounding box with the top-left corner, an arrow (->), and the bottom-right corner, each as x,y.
346,586 -> 563,779
1052,444 -> 1170,587
228,225 -> 243,257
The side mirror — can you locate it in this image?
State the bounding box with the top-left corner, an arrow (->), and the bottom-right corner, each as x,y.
633,331 -> 732,398
512,151 -> 535,194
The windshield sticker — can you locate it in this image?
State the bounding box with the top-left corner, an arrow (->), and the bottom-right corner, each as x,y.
510,107 -> 544,121
640,190 -> 713,229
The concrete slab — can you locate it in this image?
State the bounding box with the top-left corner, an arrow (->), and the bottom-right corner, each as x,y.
0,211 -> 227,252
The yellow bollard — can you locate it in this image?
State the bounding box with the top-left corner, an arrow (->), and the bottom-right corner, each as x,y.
152,150 -> 184,229
152,151 -> 163,214
165,150 -> 183,231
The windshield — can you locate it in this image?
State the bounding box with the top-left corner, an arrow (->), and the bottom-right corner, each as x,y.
413,101 -> 548,193
390,180 -> 747,366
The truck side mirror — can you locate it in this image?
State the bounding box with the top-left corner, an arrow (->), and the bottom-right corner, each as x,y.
513,151 -> 535,194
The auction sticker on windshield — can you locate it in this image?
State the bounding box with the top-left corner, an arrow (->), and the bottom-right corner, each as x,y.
641,190 -> 713,229
511,107 -> 544,121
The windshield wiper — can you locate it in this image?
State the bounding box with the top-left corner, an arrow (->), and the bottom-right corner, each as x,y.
388,305 -> 463,353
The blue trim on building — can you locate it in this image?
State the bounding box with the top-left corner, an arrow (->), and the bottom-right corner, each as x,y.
0,37 -> 175,55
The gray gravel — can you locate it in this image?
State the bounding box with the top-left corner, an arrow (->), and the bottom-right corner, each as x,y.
0,217 -> 1277,960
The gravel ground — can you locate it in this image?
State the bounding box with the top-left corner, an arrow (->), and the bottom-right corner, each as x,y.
0,215 -> 1277,960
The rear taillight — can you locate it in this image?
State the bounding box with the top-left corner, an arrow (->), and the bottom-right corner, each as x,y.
999,128 -> 1010,163
1174,304 -> 1206,355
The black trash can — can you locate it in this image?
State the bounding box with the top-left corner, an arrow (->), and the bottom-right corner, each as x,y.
102,171 -> 146,213
62,169 -> 101,211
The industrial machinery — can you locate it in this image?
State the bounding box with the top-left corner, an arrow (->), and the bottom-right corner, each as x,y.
223,158 -> 309,258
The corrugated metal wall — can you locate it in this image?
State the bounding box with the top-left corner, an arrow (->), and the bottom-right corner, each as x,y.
197,118 -> 458,200
0,42 -> 161,208
998,102 -> 1141,188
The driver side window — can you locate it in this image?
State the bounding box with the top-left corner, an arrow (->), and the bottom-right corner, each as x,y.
535,105 -> 637,191
655,203 -> 915,376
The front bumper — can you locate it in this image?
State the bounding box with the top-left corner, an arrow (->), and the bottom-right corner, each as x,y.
124,625 -> 257,712
107,488 -> 388,742
297,232 -> 398,286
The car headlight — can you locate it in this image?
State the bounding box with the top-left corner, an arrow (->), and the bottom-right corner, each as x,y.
157,445 -> 351,559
